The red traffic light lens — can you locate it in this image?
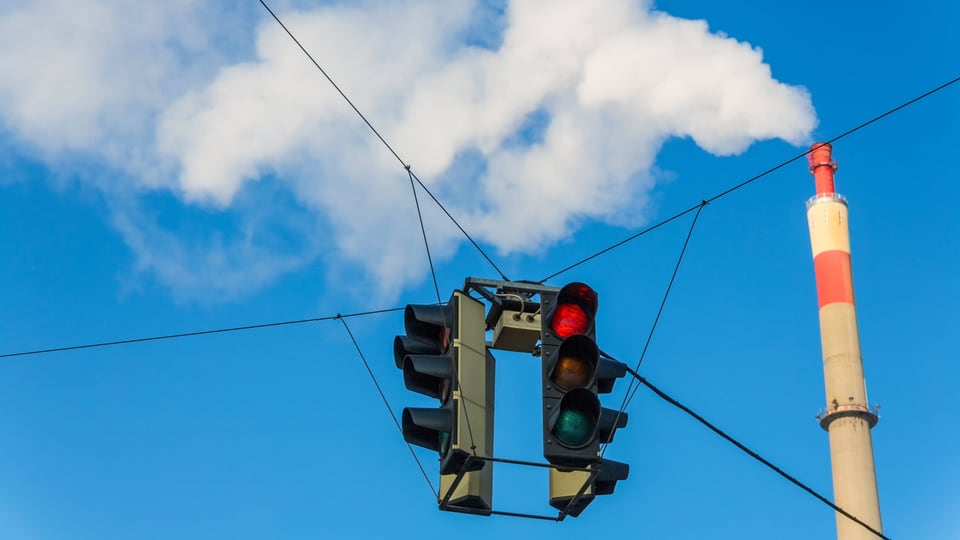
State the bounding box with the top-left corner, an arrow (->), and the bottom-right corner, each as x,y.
550,303 -> 590,338
548,282 -> 598,338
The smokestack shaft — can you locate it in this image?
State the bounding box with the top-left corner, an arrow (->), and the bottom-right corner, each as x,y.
809,143 -> 838,195
805,144 -> 883,540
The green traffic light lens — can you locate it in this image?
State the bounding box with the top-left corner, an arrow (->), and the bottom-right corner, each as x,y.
553,408 -> 595,447
438,431 -> 451,456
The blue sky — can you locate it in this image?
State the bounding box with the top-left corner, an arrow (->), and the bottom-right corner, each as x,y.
1,1 -> 958,538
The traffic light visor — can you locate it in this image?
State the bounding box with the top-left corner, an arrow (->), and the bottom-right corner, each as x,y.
402,407 -> 452,454
394,335 -> 442,369
403,355 -> 453,401
404,304 -> 451,351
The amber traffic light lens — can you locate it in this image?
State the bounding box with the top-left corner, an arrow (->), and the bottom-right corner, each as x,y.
552,354 -> 592,390
439,379 -> 452,403
549,334 -> 599,391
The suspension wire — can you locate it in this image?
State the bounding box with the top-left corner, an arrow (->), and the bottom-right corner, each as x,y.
408,168 -> 446,313
409,170 -> 509,281
541,74 -> 960,283
338,316 -> 438,499
622,203 -> 703,408
628,367 -> 889,540
407,169 -> 478,454
0,307 -> 407,360
705,74 -> 960,205
600,202 -> 705,457
258,0 -> 508,281
539,205 -> 701,284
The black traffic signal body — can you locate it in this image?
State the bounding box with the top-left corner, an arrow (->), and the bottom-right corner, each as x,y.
540,282 -> 629,517
395,291 -> 494,513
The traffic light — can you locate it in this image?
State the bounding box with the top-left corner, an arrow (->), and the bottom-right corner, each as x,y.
395,291 -> 494,513
540,282 -> 629,516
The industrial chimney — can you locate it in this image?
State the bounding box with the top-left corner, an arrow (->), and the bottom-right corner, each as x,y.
805,143 -> 883,539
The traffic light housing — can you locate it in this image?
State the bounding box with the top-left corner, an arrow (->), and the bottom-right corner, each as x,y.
395,291 -> 494,513
540,282 -> 629,516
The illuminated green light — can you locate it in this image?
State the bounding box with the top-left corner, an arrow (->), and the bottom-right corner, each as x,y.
553,409 -> 595,447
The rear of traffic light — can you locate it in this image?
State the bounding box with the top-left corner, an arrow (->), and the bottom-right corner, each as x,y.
540,282 -> 629,516
395,291 -> 494,513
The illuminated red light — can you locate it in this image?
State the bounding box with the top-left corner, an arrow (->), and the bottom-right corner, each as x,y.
549,282 -> 598,338
550,304 -> 590,338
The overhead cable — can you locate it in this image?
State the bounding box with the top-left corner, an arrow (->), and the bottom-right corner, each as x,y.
339,316 -> 439,499
406,169 -> 479,455
541,74 -> 960,282
629,368 -> 890,540
600,203 -> 704,457
258,0 -> 508,281
0,307 -> 406,359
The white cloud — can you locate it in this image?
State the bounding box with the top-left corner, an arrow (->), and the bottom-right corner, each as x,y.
0,0 -> 816,300
111,211 -> 294,303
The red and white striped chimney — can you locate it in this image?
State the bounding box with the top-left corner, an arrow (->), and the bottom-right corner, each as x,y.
805,143 -> 883,539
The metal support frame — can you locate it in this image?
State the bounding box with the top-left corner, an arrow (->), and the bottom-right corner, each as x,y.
437,453 -> 598,522
418,277 -> 605,521
463,277 -> 559,336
